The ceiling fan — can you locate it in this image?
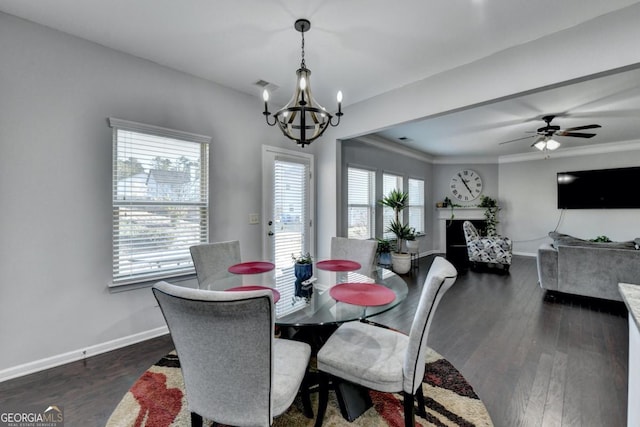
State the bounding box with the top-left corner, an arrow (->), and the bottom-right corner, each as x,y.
499,115 -> 601,151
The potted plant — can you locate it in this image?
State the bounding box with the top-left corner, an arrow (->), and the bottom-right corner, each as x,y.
291,252 -> 313,299
405,227 -> 419,253
478,195 -> 499,237
376,238 -> 393,267
379,189 -> 412,274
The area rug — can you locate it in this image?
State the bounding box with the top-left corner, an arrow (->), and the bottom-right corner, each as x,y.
106,347 -> 493,427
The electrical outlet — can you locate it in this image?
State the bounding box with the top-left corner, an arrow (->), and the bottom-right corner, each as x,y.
249,213 -> 259,224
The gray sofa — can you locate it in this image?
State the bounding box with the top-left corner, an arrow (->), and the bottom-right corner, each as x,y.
537,233 -> 640,302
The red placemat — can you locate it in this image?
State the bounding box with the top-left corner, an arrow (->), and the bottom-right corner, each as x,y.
329,283 -> 395,306
228,261 -> 275,275
226,285 -> 281,303
316,259 -> 362,272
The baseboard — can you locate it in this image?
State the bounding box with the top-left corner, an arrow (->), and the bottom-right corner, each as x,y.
513,251 -> 537,257
0,326 -> 169,383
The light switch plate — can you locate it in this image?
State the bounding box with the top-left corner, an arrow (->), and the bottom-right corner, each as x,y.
249,213 -> 259,224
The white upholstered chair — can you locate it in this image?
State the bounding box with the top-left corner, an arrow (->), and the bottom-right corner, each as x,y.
330,237 -> 378,274
189,240 -> 242,289
152,281 -> 312,427
314,257 -> 458,427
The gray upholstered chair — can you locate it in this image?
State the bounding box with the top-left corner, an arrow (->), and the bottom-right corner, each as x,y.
189,240 -> 242,289
330,237 -> 378,274
152,281 -> 312,427
314,257 -> 458,427
462,221 -> 512,272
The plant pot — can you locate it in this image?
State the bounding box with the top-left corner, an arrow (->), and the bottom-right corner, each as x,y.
294,263 -> 313,298
378,251 -> 392,267
405,240 -> 419,253
391,252 -> 411,274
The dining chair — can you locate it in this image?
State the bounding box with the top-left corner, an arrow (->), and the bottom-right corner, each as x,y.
330,237 -> 378,274
152,281 -> 312,427
190,240 -> 242,289
313,256 -> 458,427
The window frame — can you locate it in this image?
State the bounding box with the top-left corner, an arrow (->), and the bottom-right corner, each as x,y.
408,177 -> 425,234
346,165 -> 376,240
109,118 -> 211,287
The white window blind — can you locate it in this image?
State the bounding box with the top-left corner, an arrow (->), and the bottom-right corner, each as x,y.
109,118 -> 210,286
382,173 -> 403,240
408,178 -> 425,234
347,167 -> 375,239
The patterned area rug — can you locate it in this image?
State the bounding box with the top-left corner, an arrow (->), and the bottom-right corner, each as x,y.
107,347 -> 493,427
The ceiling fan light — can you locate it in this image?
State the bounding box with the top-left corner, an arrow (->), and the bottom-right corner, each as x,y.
546,138 -> 561,150
534,140 -> 547,151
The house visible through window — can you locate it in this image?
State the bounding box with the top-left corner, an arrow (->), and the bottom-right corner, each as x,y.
408,178 -> 425,234
347,167 -> 376,239
109,118 -> 210,286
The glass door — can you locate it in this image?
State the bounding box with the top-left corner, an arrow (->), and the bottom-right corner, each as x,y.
262,146 -> 314,316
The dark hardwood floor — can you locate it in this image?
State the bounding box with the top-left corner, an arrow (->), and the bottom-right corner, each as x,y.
0,255 -> 628,427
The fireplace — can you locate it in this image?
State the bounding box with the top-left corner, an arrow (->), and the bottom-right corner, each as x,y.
437,208 -> 487,271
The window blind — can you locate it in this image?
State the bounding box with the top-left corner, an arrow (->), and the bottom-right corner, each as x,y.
347,167 -> 375,239
382,173 -> 403,240
408,178 -> 425,233
109,118 -> 210,286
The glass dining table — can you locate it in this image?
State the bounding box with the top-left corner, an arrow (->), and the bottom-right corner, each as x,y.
273,265 -> 408,327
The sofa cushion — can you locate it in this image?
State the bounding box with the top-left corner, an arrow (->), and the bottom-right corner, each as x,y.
549,232 -> 636,250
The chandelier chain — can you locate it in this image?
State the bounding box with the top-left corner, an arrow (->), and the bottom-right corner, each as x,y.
300,25 -> 306,68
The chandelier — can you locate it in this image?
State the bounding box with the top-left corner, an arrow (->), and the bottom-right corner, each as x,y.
262,19 -> 343,147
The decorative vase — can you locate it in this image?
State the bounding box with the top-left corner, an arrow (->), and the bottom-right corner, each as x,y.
294,263 -> 313,299
391,252 -> 412,274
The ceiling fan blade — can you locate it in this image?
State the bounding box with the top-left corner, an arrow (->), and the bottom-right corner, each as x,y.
498,135 -> 535,145
562,124 -> 602,131
556,131 -> 597,138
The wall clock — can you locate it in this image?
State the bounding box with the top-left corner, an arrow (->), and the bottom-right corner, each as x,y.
450,169 -> 483,201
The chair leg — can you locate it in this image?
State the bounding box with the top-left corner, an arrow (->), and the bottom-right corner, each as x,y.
315,374 -> 330,427
190,412 -> 203,427
300,371 -> 314,419
402,391 -> 416,427
415,386 -> 427,418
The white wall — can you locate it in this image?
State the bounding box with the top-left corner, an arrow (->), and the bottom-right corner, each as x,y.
500,148 -> 640,255
0,13 -> 291,377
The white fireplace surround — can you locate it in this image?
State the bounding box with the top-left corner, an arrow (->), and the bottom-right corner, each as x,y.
437,207 -> 486,251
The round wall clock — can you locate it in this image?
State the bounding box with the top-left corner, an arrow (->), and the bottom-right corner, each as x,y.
450,169 -> 483,201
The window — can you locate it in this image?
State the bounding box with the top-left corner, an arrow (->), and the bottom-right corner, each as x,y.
109,118 -> 210,286
382,173 -> 403,240
347,167 -> 375,239
408,178 -> 425,234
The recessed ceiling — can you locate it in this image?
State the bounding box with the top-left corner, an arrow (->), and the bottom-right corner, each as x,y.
1,0 -> 638,157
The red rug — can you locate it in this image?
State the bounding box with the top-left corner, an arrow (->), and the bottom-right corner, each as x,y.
107,348 -> 492,426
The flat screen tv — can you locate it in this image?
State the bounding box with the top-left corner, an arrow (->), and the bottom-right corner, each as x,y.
557,166 -> 640,209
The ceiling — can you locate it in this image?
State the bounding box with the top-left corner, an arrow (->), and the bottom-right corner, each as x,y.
1,0 -> 639,157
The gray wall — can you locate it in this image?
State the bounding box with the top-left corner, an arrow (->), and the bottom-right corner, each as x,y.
341,139 -> 433,253
0,12 -> 291,374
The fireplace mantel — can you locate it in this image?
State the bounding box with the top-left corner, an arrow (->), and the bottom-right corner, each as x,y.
437,207 -> 486,252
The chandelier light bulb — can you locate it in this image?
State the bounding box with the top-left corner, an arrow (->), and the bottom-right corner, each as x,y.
262,90 -> 269,102
337,91 -> 343,103
299,76 -> 307,90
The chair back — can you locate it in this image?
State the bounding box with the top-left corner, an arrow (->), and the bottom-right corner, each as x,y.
463,221 -> 479,242
403,257 -> 457,394
152,281 -> 275,426
190,240 -> 241,289
330,237 -> 378,274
